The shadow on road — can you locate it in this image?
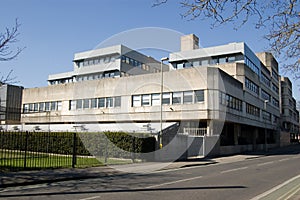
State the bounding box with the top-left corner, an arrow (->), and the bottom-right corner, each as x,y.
0,185 -> 247,198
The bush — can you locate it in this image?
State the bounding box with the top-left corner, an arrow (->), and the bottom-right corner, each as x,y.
0,131 -> 156,159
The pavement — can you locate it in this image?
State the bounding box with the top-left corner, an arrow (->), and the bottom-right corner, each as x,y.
0,153 -> 263,188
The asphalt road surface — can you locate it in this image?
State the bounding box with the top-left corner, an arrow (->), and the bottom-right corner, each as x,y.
1,146 -> 300,200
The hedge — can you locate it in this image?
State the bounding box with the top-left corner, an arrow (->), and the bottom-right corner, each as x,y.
0,131 -> 156,159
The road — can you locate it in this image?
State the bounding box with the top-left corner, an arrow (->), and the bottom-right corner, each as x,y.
1,145 -> 300,200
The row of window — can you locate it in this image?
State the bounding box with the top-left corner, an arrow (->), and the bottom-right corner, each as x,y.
76,70 -> 120,82
272,97 -> 279,107
261,73 -> 271,87
246,103 -> 260,117
175,55 -> 238,69
132,90 -> 204,107
219,92 -> 243,111
69,96 -> 121,110
121,55 -> 151,70
272,83 -> 279,94
23,101 -> 62,113
245,78 -> 259,94
261,89 -> 271,101
76,55 -> 117,68
245,56 -> 260,75
272,70 -> 279,80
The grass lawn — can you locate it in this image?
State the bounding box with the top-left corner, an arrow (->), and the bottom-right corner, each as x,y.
0,149 -> 132,171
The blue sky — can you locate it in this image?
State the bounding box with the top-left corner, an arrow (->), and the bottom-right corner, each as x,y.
0,0 -> 299,101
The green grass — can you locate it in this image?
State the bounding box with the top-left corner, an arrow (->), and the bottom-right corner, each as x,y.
0,149 -> 133,171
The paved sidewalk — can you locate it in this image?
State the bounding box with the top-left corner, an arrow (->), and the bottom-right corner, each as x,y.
0,154 -> 262,188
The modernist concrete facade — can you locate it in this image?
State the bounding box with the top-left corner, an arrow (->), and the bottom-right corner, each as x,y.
19,34 -> 300,156
0,84 -> 23,127
279,76 -> 300,144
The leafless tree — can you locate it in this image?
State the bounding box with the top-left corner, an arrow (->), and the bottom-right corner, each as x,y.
0,19 -> 24,84
153,0 -> 299,78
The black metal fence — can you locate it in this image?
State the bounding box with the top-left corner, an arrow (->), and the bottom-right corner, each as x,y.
0,131 -> 156,172
0,131 -> 101,171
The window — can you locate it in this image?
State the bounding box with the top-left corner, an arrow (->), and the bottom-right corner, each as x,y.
76,99 -> 83,109
28,104 -> 34,112
228,56 -> 236,62
193,61 -> 200,67
39,102 -> 45,112
151,94 -> 160,106
106,97 -> 113,108
142,94 -> 150,106
91,98 -> 97,108
162,93 -> 171,105
23,104 -> 29,113
201,60 -> 209,66
132,95 -> 141,107
261,73 -> 271,87
176,63 -> 184,69
51,102 -> 57,111
57,101 -> 62,111
220,92 -> 243,111
195,90 -> 204,102
261,90 -> 271,101
272,97 -> 279,107
115,96 -> 121,107
98,98 -> 105,108
33,103 -> 39,112
219,57 -> 226,64
172,92 -> 182,104
183,91 -> 193,104
246,103 -> 260,117
83,99 -> 90,109
245,78 -> 259,94
45,102 -> 50,111
69,100 -> 76,110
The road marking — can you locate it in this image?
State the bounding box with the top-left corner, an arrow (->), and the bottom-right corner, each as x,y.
79,196 -> 102,200
220,167 -> 248,174
257,161 -> 274,166
250,174 -> 300,200
279,184 -> 300,200
145,175 -> 203,189
278,158 -> 290,162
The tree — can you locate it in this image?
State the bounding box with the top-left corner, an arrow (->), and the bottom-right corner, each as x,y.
153,0 -> 299,78
0,19 -> 24,84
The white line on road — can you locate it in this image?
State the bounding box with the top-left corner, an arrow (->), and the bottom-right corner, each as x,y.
279,184 -> 300,200
79,196 -> 102,200
257,161 -> 274,166
250,174 -> 300,200
220,167 -> 248,174
278,158 -> 290,162
145,175 -> 203,189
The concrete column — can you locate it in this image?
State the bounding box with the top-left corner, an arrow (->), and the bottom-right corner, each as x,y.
234,124 -> 240,145
253,128 -> 258,151
207,120 -> 214,136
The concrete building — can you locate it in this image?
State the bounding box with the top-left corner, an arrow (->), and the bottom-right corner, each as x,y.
279,77 -> 300,144
0,84 -> 23,128
19,34 -> 300,157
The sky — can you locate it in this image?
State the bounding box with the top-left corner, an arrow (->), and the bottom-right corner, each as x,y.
0,0 -> 299,101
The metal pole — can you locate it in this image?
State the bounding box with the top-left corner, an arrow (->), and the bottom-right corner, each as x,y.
159,57 -> 169,149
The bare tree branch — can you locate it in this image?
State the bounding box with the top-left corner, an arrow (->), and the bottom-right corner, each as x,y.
153,0 -> 300,78
0,19 -> 25,61
0,70 -> 19,85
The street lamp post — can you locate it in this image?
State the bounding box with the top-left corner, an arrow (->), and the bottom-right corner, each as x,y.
159,57 -> 169,149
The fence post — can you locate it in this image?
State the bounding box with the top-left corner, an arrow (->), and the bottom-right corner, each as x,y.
72,132 -> 77,168
24,131 -> 29,169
